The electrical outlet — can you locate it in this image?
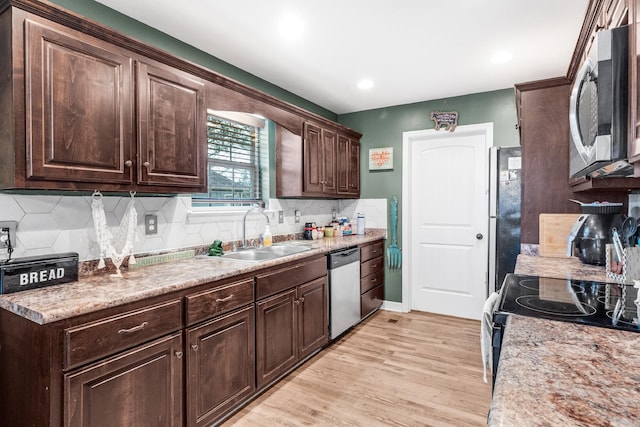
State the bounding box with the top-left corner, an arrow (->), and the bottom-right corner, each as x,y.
144,214 -> 158,235
294,210 -> 300,223
0,220 -> 18,249
278,210 -> 284,224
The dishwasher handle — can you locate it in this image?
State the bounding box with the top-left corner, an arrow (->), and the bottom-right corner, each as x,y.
328,247 -> 360,269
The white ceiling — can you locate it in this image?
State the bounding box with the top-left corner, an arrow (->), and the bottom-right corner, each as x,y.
95,0 -> 589,114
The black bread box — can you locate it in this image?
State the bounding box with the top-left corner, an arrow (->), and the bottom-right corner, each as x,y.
0,252 -> 79,294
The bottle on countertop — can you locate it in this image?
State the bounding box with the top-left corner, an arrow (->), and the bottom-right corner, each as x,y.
357,213 -> 365,235
262,224 -> 273,247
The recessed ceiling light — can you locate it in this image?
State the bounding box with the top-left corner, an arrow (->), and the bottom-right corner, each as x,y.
490,51 -> 513,64
357,79 -> 374,90
279,14 -> 304,41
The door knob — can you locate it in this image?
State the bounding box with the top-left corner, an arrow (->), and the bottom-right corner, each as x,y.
476,233 -> 484,240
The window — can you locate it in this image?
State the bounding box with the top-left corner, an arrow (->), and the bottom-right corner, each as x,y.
192,111 -> 268,208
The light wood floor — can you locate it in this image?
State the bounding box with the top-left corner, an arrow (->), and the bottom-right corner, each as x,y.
222,310 -> 492,426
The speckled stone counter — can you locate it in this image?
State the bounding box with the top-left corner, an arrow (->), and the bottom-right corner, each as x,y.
489,315 -> 640,427
0,231 -> 385,324
489,254 -> 640,426
514,254 -> 611,283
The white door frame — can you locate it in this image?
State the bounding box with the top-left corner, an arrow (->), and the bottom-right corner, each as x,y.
400,123 -> 494,313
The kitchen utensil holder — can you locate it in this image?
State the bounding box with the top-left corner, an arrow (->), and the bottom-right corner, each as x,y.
606,244 -> 640,284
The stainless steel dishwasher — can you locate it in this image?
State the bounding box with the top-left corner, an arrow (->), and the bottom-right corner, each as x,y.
328,246 -> 361,340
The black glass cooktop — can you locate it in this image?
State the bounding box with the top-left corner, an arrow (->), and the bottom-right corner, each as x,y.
495,274 -> 640,333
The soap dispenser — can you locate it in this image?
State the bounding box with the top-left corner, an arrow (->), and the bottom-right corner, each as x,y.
262,224 -> 273,247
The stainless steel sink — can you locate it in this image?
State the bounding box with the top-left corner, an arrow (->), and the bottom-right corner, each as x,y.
220,242 -> 312,262
221,250 -> 280,261
256,244 -> 312,256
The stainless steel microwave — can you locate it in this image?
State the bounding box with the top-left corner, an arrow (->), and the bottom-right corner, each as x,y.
569,24 -> 630,178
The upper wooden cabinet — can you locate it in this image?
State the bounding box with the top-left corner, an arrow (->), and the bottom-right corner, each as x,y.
303,122 -> 337,195
136,60 -> 206,188
24,18 -> 135,186
276,122 -> 361,199
337,135 -> 360,196
0,8 -> 207,193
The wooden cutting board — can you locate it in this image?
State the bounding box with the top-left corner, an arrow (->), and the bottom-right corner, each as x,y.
539,213 -> 582,258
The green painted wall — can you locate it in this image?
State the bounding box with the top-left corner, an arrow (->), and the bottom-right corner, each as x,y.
47,0 -> 337,121
338,89 -> 520,302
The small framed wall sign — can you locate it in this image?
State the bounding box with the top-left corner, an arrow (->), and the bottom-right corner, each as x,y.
369,147 -> 393,170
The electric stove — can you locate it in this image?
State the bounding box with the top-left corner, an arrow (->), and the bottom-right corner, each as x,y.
495,273 -> 640,332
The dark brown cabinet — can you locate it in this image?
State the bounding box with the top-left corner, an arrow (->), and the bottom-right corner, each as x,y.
136,61 -> 206,189
64,332 -> 184,427
0,7 -> 206,193
303,122 -> 337,195
24,18 -> 134,186
337,135 -> 360,196
360,241 -> 384,318
186,305 -> 255,427
255,257 -> 328,389
277,121 -> 360,199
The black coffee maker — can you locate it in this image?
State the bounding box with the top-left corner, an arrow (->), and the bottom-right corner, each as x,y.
566,201 -> 623,265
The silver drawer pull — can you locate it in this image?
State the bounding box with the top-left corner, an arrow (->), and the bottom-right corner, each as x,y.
215,294 -> 234,303
117,321 -> 149,334
175,351 -> 183,359
371,278 -> 377,282
191,344 -> 199,352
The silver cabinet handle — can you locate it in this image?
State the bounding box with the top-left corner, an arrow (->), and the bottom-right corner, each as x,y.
124,160 -> 133,167
117,321 -> 148,334
215,294 -> 234,303
191,344 -> 199,351
143,161 -> 150,168
175,351 -> 183,359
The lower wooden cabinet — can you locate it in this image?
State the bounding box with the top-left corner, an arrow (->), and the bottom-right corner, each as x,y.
360,241 -> 385,318
64,332 -> 184,427
255,260 -> 328,390
186,305 -> 255,427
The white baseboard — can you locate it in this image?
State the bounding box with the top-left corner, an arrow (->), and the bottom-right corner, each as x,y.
380,300 -> 408,313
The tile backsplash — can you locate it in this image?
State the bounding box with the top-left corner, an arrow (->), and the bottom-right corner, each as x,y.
0,194 -> 387,261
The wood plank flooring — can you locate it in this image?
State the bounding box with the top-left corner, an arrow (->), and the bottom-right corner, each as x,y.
221,310 -> 492,426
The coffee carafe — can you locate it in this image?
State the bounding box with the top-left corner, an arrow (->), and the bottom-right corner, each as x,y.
567,214 -> 616,265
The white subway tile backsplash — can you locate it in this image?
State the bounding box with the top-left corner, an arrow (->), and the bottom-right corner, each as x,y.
0,193 -> 388,262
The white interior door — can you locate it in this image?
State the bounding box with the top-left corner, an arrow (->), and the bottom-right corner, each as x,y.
402,123 -> 492,320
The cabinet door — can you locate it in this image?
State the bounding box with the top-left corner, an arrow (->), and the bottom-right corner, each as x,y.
337,135 -> 349,194
303,122 -> 323,193
348,139 -> 360,195
298,277 -> 328,359
338,136 -> 360,196
24,18 -> 134,184
256,288 -> 298,389
136,60 -> 206,189
321,128 -> 337,193
64,332 -> 183,427
186,306 -> 255,427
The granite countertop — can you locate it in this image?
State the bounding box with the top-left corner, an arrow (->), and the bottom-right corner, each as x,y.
0,231 -> 385,325
514,253 -> 611,283
489,315 -> 640,426
490,254 -> 640,426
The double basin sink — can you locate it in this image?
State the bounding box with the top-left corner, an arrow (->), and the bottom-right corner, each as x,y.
220,241 -> 313,262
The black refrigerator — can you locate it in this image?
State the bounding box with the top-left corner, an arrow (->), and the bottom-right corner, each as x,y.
488,146 -> 522,293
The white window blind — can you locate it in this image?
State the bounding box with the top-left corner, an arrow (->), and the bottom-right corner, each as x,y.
192,113 -> 264,207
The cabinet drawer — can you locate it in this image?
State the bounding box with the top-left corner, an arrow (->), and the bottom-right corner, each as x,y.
361,255 -> 384,278
361,284 -> 383,319
185,278 -> 254,326
64,299 -> 182,370
361,270 -> 384,294
361,241 -> 384,262
256,256 -> 326,300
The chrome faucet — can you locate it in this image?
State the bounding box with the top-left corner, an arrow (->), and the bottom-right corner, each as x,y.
242,206 -> 270,249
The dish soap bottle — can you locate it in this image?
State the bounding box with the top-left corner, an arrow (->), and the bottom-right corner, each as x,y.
262,224 -> 273,247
